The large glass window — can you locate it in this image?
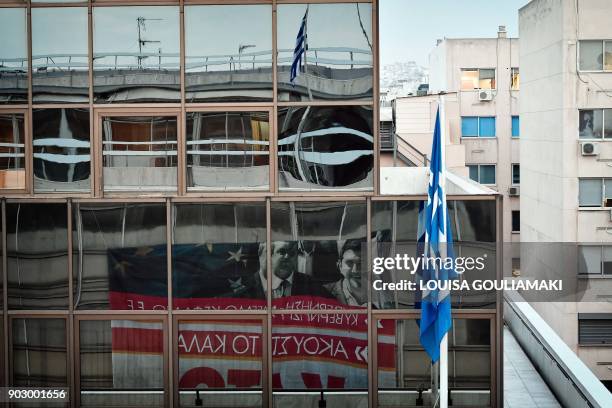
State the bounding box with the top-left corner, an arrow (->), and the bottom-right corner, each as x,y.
467,164 -> 496,185
579,109 -> 611,139
277,3 -> 373,101
460,69 -> 495,90
511,116 -> 520,137
578,178 -> 609,207
579,40 -> 604,71
33,108 -> 90,192
185,5 -> 272,102
172,203 -> 267,310
271,201 -> 367,309
93,6 -> 180,103
278,106 -> 373,191
177,319 -> 263,407
32,7 -> 88,103
377,318 -> 491,407
461,117 -> 496,138
0,113 -> 25,190
186,111 -> 270,191
0,8 -> 28,103
12,318 -> 67,387
7,203 -> 69,310
72,203 -> 167,310
102,115 -> 178,192
272,313 -> 368,405
79,319 -> 165,407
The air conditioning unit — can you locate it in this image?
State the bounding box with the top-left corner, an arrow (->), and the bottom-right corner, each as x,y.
479,90 -> 494,101
508,186 -> 520,196
581,142 -> 599,156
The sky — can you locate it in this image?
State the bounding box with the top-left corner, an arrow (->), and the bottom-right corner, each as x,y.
380,0 -> 530,67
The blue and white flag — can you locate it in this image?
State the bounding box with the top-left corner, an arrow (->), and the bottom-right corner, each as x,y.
418,107 -> 456,363
290,8 -> 308,85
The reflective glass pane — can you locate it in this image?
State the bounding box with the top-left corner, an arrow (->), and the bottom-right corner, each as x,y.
7,203 -> 69,310
479,165 -> 495,184
72,203 -> 167,310
32,7 -> 88,103
272,313 -> 368,404
578,246 -> 601,275
80,320 -> 164,407
579,179 -> 602,207
580,40 -> 603,70
278,106 -> 373,191
271,201 -> 367,309
468,165 -> 478,182
511,116 -> 519,137
479,117 -> 496,137
603,246 -> 612,275
605,41 -> 612,71
12,318 -> 67,387
186,112 -> 269,191
461,117 -> 478,137
377,319 -> 491,407
460,69 -> 478,90
172,203 -> 267,310
579,109 -> 603,138
0,113 -> 25,189
93,7 -> 180,103
178,319 -> 263,407
479,69 -> 495,89
33,108 -> 90,192
512,164 -> 520,185
185,5 -> 272,102
604,109 -> 612,139
0,8 -> 28,103
102,116 -> 177,192
511,67 -> 520,90
277,3 -> 373,101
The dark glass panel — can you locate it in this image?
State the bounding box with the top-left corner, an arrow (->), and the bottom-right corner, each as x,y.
277,106 -> 373,191
7,203 -> 69,310
93,6 -> 180,103
172,203 -> 267,310
177,319 -> 263,407
277,3 -> 373,101
0,113 -> 25,189
72,203 -> 167,310
79,320 -> 164,407
185,5 -> 272,102
271,202 -> 367,309
102,116 -> 177,192
33,108 -> 90,192
186,112 -> 269,191
0,8 -> 28,103
32,7 -> 88,103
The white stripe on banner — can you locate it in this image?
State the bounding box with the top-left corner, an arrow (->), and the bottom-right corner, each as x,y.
277,150 -> 372,165
278,127 -> 373,146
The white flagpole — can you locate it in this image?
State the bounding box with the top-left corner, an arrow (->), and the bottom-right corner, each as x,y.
302,6 -> 314,102
439,93 -> 449,408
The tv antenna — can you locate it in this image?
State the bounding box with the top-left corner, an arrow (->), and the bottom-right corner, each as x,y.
137,17 -> 162,68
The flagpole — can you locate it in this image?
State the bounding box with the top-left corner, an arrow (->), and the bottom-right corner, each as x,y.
302,6 -> 313,101
439,93 -> 449,408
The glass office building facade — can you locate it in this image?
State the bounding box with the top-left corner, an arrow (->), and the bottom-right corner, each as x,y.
0,1 -> 502,407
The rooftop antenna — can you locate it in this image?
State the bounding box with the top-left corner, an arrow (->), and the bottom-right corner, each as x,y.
137,16 -> 162,68
238,44 -> 256,70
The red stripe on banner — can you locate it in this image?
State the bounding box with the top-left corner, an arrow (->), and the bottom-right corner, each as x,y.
111,327 -> 164,353
376,343 -> 396,369
109,291 -> 168,310
178,331 -> 263,358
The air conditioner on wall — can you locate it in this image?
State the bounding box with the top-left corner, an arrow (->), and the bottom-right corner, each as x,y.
508,186 -> 520,196
479,90 -> 494,101
580,142 -> 599,156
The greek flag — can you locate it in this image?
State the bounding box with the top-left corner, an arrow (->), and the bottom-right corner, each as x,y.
418,107 -> 455,363
290,8 -> 308,85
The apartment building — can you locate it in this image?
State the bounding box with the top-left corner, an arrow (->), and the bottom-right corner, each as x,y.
520,0 -> 612,388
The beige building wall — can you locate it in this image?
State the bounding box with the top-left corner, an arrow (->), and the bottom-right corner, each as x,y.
520,0 -> 612,382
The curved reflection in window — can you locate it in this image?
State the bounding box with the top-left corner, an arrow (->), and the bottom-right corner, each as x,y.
72,203 -> 167,310
278,106 -> 373,191
7,203 -> 69,310
0,8 -> 28,103
102,116 -> 177,192
79,320 -> 164,407
33,108 -> 90,192
93,7 -> 180,103
185,5 -> 272,102
12,318 -> 67,387
32,7 -> 88,103
270,201 -> 367,309
172,203 -> 267,309
0,113 -> 25,190
186,112 -> 269,191
377,319 -> 491,407
277,3 -> 373,101
371,200 -> 497,310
